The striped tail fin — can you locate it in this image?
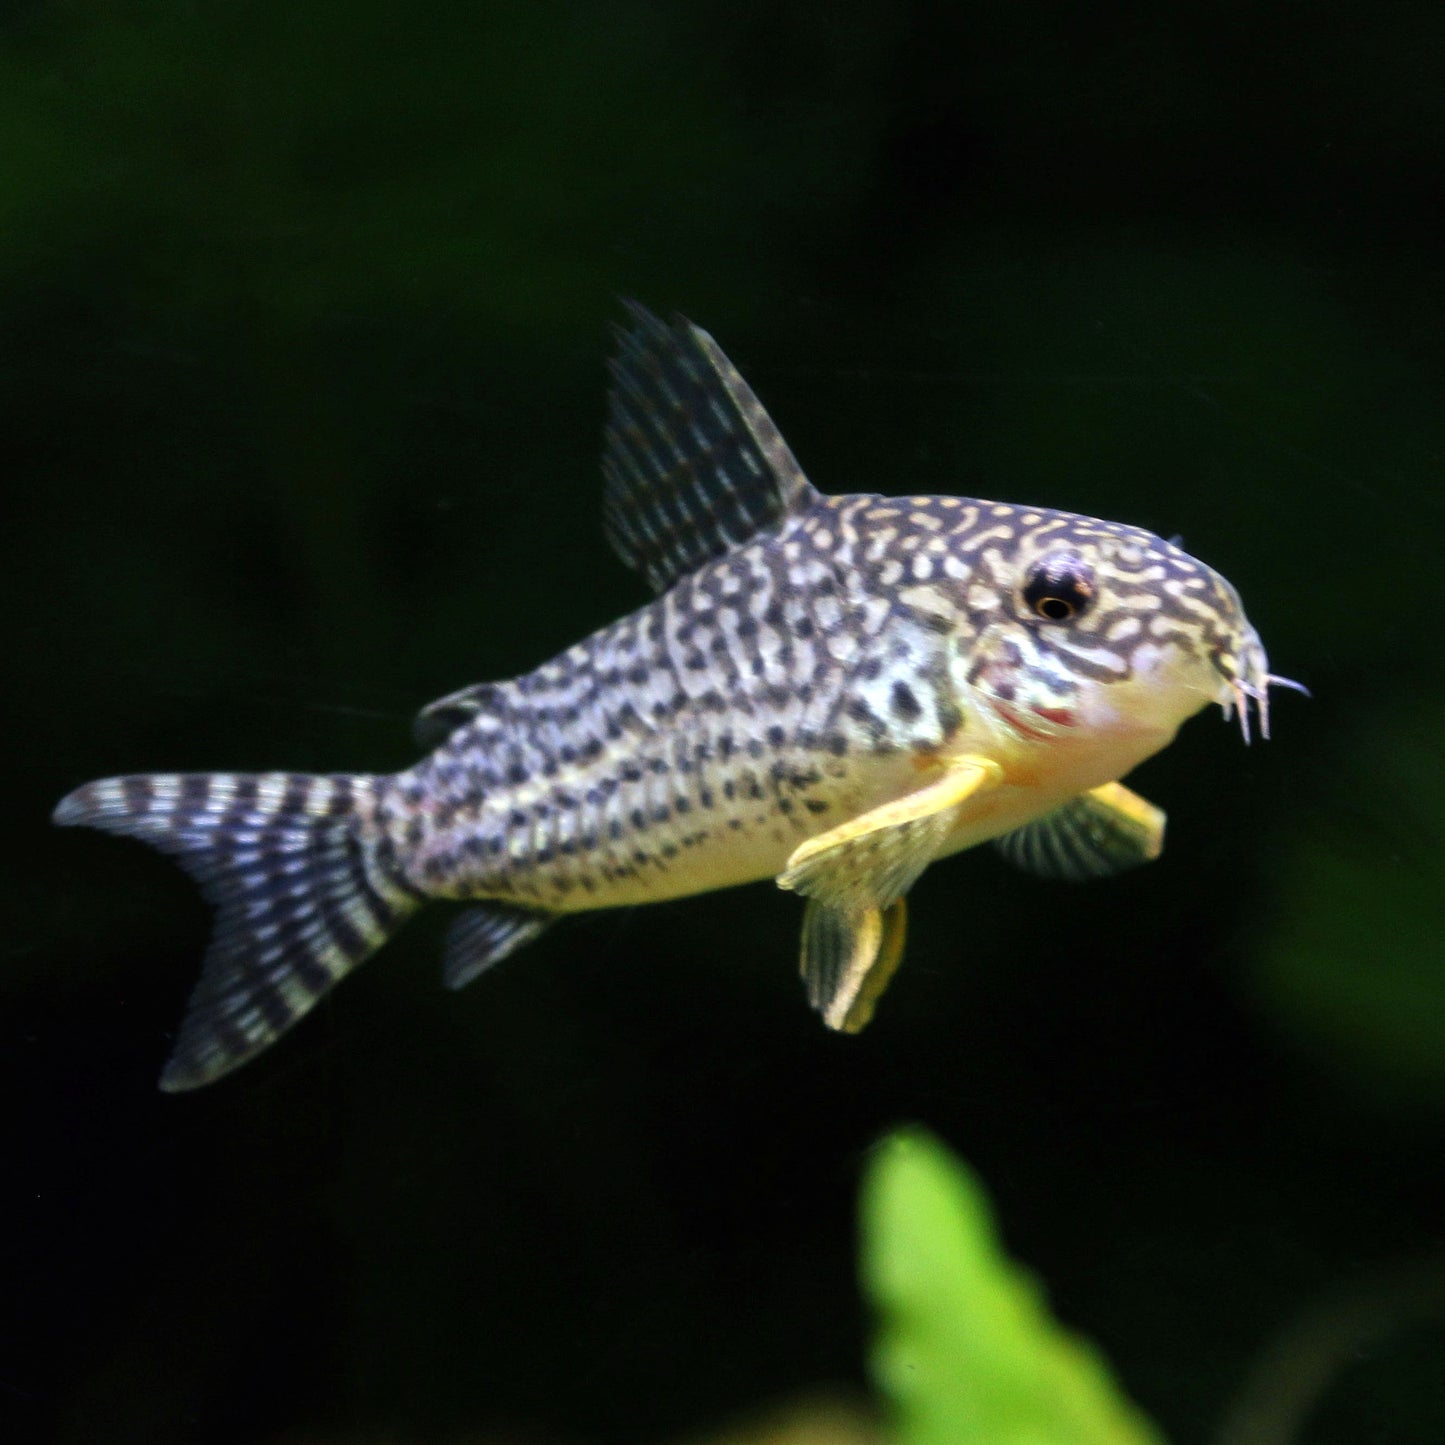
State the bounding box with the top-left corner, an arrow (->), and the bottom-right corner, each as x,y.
52,772 -> 423,1091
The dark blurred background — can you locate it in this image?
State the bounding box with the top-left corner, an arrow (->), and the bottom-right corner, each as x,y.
5,2 -> 1444,1442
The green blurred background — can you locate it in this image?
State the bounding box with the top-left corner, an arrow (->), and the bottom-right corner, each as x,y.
5,2 -> 1444,1441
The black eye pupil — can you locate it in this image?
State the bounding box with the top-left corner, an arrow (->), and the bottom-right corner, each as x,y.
1022,554 -> 1095,623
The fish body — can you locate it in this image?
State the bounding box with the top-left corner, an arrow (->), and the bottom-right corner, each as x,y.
395,493 -> 1240,909
54,304 -> 1296,1089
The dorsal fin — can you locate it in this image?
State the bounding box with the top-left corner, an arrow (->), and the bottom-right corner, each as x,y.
601,301 -> 821,593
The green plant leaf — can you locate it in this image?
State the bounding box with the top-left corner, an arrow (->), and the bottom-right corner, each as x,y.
860,1128 -> 1165,1445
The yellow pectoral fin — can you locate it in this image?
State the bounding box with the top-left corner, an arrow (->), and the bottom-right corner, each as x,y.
992,780 -> 1166,882
1088,782 -> 1166,856
778,754 -> 1004,911
781,756 -> 1000,1032
801,897 -> 909,1033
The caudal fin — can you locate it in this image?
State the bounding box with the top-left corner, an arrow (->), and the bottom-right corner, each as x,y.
53,772 -> 422,1090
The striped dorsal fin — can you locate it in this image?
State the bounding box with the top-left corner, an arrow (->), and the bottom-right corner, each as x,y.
601,301 -> 820,594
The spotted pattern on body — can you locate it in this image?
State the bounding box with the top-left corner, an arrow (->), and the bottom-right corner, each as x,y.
385,492 -> 1256,911
52,303 -> 1298,1089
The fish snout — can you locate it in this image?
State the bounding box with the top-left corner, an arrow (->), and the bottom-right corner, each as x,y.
1215,625 -> 1308,743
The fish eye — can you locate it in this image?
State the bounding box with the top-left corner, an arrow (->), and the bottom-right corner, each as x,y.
1021,553 -> 1095,623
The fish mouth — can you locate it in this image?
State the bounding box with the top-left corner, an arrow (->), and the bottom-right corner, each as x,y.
1217,635 -> 1309,744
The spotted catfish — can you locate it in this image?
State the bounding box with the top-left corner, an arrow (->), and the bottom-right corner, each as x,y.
53,303 -> 1302,1089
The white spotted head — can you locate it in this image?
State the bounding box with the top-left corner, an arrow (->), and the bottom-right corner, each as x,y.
857,496 -> 1304,749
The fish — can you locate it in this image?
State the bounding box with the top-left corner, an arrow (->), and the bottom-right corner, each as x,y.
53,302 -> 1304,1090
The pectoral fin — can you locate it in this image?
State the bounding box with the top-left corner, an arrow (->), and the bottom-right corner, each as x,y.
992,781 -> 1165,882
778,755 -> 1004,909
780,755 -> 1002,1033
801,897 -> 908,1033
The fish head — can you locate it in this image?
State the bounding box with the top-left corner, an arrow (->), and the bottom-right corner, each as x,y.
946,508 -> 1302,750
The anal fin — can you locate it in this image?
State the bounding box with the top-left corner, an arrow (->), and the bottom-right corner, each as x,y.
992,782 -> 1165,881
443,902 -> 555,990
